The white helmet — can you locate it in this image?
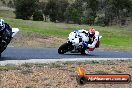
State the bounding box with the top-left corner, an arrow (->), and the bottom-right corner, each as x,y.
0,19 -> 5,31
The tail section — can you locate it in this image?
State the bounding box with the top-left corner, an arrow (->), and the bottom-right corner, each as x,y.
12,28 -> 19,37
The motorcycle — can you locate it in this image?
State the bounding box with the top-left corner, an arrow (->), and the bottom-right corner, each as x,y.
0,28 -> 19,57
58,30 -> 102,54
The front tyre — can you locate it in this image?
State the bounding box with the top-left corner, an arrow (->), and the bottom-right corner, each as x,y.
58,43 -> 68,54
58,42 -> 73,54
0,42 -> 7,54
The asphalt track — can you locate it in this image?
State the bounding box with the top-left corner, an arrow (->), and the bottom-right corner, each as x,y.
0,48 -> 132,60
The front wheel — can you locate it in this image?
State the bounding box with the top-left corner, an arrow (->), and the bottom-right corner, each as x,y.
80,48 -> 86,55
0,42 -> 7,54
58,42 -> 73,54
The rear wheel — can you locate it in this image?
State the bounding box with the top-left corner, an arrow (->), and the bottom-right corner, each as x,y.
80,48 -> 86,55
80,46 -> 86,55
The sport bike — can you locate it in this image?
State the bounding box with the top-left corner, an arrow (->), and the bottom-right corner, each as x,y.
0,28 -> 19,57
58,30 -> 102,54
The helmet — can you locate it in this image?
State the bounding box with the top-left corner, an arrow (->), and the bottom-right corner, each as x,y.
88,28 -> 95,37
0,19 -> 5,31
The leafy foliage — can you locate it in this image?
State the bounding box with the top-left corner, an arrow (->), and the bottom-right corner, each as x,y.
33,10 -> 44,21
45,0 -> 69,22
14,0 -> 39,20
7,0 -> 14,8
12,0 -> 132,25
96,0 -> 132,26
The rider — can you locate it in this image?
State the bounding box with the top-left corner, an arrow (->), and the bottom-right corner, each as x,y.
87,27 -> 100,51
0,19 -> 5,35
0,19 -> 12,44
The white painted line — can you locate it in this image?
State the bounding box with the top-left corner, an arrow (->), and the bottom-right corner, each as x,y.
0,58 -> 131,66
62,58 -> 132,60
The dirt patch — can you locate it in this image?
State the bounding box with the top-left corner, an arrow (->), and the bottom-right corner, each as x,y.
0,60 -> 132,88
9,31 -> 66,48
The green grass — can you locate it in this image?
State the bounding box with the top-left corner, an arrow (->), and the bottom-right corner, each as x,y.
0,10 -> 132,51
94,26 -> 132,51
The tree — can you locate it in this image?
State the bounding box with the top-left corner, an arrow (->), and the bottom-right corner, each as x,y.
8,0 -> 14,8
110,0 -> 132,25
95,0 -> 132,26
33,10 -> 44,21
39,2 -> 48,21
45,0 -> 69,22
64,0 -> 84,24
65,5 -> 81,24
14,0 -> 39,20
45,0 -> 57,22
64,0 -> 99,24
56,0 -> 69,22
1,0 -> 6,6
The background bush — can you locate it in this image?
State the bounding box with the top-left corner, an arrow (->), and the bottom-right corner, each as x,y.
33,10 -> 44,21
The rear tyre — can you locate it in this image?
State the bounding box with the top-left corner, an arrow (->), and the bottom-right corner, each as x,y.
81,46 -> 87,55
81,49 -> 86,55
